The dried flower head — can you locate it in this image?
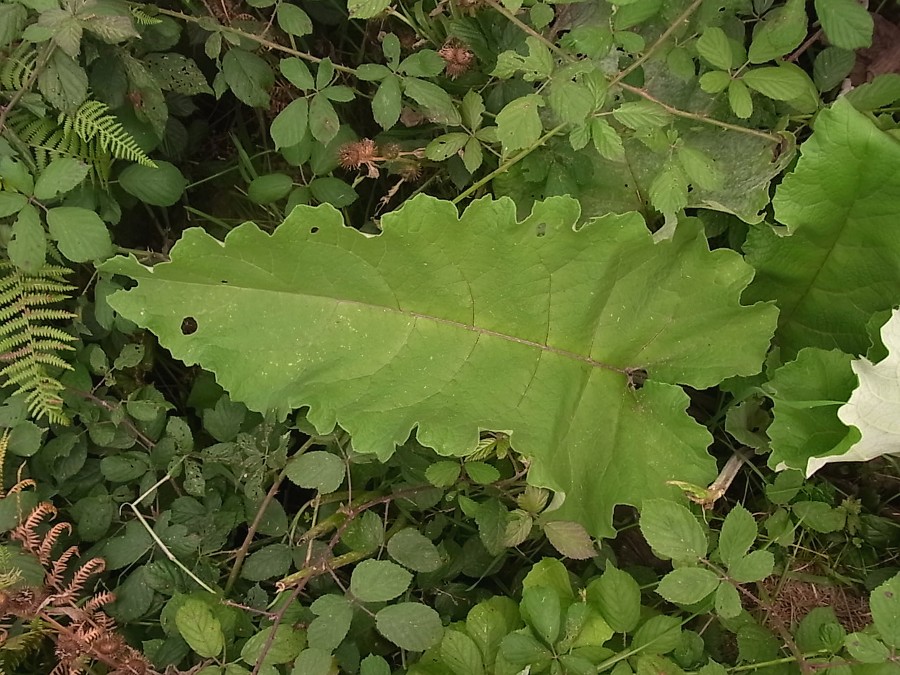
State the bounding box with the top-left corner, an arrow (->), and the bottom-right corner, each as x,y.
439,40 -> 475,79
339,139 -> 380,177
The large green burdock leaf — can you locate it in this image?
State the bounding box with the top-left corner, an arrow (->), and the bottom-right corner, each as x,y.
102,195 -> 776,537
744,99 -> 900,359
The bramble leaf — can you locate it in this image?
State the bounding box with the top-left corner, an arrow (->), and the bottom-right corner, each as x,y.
103,195 -> 776,537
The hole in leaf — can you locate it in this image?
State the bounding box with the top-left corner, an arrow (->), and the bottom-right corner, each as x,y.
181,317 -> 198,335
626,367 -> 648,391
220,280 -> 228,284
310,227 -> 319,233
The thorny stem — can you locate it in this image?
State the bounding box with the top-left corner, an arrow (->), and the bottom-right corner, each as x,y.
482,0 -> 571,60
224,436 -> 321,595
609,0 -> 705,86
618,83 -> 785,143
249,583 -> 308,675
149,7 -> 359,76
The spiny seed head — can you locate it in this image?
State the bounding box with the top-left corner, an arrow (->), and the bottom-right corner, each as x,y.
439,41 -> 475,79
338,139 -> 378,170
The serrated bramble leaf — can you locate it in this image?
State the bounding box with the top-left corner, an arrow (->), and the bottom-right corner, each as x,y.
285,451 -> 344,493
714,581 -> 742,618
649,163 -> 689,215
543,520 -> 595,560
103,196 -> 776,537
696,27 -> 734,71
748,0 -> 807,63
425,460 -> 460,487
351,559 -> 412,602
373,75 -> 402,129
586,567 -> 641,633
388,528 -> 443,572
119,162 -> 187,207
47,206 -> 113,263
656,567 -> 720,604
500,631 -> 553,666
403,78 -> 461,126
241,625 -> 304,666
277,3 -> 312,36
870,574 -> 900,647
743,66 -> 812,101
426,133 -> 469,161
376,603 -> 443,651
248,173 -> 293,204
33,158 -> 89,200
176,598 -> 224,658
463,138 -> 483,174
613,101 -> 671,130
699,70 -> 732,94
465,461 -> 500,484
591,118 -> 625,161
814,0 -> 872,50
348,0 -> 391,19
676,146 -> 723,191
309,595 -> 353,652
728,80 -> 753,119
271,99 -> 309,149
521,586 -> 562,646
8,205 -> 47,274
640,500 -> 707,561
441,630 -> 485,675
844,633 -> 890,663
280,58 -> 315,90
241,543 -> 291,581
744,100 -> 900,359
496,95 -> 544,154
632,615 -> 682,655
717,505 -> 757,568
309,94 -> 340,144
727,550 -> 774,583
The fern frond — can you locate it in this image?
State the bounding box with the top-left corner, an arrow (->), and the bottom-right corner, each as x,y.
0,263 -> 76,426
62,101 -> 156,168
0,44 -> 35,92
130,6 -> 162,25
0,545 -> 23,590
0,620 -> 47,672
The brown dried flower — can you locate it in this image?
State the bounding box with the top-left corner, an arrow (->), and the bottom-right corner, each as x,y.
439,41 -> 475,79
339,139 -> 380,177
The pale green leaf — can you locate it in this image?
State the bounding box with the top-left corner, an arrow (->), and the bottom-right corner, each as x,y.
280,58 -> 315,90
632,615 -> 682,654
728,80 -> 753,119
309,94 -> 340,144
814,0 -> 873,50
47,206 -> 113,263
0,193 -> 27,218
425,461 -> 461,487
176,599 -> 224,658
612,101 -> 671,129
102,196 -> 776,537
375,603 -> 443,651
241,626 -> 305,666
351,559 -> 412,602
426,133 -> 469,161
844,633 -> 890,663
640,499 -> 707,561
699,71 -> 732,94
38,50 -> 88,113
521,586 -> 561,645
591,118 -> 625,161
649,163 -> 688,215
548,80 -> 595,126
745,99 -> 900,358
792,501 -> 845,532
0,5 -> 27,48
714,582 -> 741,618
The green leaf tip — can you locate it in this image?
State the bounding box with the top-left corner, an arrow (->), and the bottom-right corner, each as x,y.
105,195 -> 777,538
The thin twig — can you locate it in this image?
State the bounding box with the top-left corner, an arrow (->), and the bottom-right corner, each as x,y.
224,436 -> 320,594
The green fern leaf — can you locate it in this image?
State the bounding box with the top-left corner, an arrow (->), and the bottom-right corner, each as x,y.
63,100 -> 156,168
0,262 -> 76,425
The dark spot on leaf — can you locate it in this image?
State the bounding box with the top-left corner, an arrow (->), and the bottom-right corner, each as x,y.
181,317 -> 198,335
536,223 -> 546,237
310,227 -> 319,233
221,280 -> 228,284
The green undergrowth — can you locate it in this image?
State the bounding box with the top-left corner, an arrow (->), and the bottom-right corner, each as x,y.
1,0 -> 900,674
